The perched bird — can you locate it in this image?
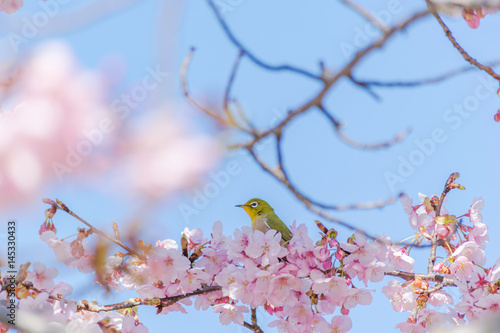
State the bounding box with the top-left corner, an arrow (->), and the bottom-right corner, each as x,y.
236,198 -> 292,246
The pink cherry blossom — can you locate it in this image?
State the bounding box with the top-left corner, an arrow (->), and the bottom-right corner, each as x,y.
25,262 -> 58,291
417,308 -> 447,331
462,8 -> 482,28
156,239 -> 179,250
365,261 -> 393,283
428,291 -> 454,307
147,247 -> 190,283
51,299 -> 78,324
245,229 -> 286,266
40,231 -> 75,265
449,256 -> 475,281
288,222 -> 315,251
388,245 -> 415,272
212,303 -> 248,325
382,280 -> 417,312
227,226 -> 253,261
68,254 -> 94,274
475,294 -> 500,317
195,247 -> 227,277
341,232 -> 376,267
114,107 -> 220,200
0,42 -> 113,208
18,291 -> 50,311
342,288 -> 373,310
213,264 -> 245,299
401,193 -> 429,229
50,282 -> 73,299
321,315 -> 352,333
452,241 -> 486,266
454,295 -> 483,320
469,197 -> 484,224
120,315 -> 148,333
268,274 -> 302,307
0,0 -> 23,14
394,321 -> 426,333
286,303 -> 314,325
211,221 -> 228,250
268,319 -> 300,332
178,268 -> 210,294
182,227 -> 205,250
468,197 -> 489,244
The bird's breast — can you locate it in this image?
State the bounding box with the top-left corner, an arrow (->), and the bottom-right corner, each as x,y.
252,215 -> 271,233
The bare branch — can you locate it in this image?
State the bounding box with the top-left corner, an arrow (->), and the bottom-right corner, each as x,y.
223,50 -> 248,129
426,0 -> 500,81
319,105 -> 412,150
243,308 -> 265,333
180,48 -> 229,125
206,0 -> 322,81
54,199 -> 146,261
384,270 -> 456,287
76,286 -> 222,313
340,0 -> 390,33
230,10 -> 429,152
352,59 -> 500,88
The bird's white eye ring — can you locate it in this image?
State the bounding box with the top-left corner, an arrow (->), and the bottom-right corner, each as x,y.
250,201 -> 258,208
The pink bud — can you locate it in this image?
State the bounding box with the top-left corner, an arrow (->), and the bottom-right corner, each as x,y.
322,259 -> 332,271
433,261 -> 443,273
494,109 -> 500,122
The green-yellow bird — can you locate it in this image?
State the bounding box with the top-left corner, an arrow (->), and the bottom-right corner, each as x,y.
236,198 -> 292,246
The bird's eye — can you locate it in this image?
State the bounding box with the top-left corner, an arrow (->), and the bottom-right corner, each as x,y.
250,201 -> 258,208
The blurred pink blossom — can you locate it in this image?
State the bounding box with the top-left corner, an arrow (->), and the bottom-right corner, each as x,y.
0,0 -> 23,14
0,41 -> 221,209
112,107 -> 220,200
0,41 -> 112,208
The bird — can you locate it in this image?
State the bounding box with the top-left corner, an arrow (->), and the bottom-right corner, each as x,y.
236,198 -> 292,246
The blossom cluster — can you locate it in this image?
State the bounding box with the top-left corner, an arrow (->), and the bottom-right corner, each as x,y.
0,0 -> 22,14
29,219 -> 370,332
1,185 -> 499,333
461,6 -> 499,29
392,193 -> 499,332
0,41 -> 219,208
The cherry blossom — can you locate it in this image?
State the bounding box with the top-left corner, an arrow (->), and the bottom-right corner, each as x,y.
382,280 -> 417,312
147,247 -> 190,283
0,42 -> 112,208
212,303 -> 248,325
11,181 -> 500,333
25,262 -> 58,291
245,229 -> 287,266
0,0 -> 23,14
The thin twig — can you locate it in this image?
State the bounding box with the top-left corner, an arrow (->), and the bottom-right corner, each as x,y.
223,50 -> 246,129
79,286 -> 222,312
180,48 -> 228,125
427,173 -> 461,274
352,59 -> 500,88
246,147 -> 396,243
340,0 -> 390,32
55,199 -> 146,261
426,0 -> 500,81
230,10 -> 430,151
243,308 -> 264,333
206,0 -> 322,81
318,104 -> 412,150
384,270 -> 455,287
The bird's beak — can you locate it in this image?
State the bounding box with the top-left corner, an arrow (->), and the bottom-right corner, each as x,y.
235,204 -> 245,208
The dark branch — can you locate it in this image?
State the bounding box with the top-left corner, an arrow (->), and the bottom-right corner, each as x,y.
426,0 -> 500,81
206,0 -> 322,81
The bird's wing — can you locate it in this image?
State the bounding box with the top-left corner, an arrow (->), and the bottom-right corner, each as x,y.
267,215 -> 292,242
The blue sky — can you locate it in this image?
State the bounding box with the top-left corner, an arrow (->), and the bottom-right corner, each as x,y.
2,0 -> 500,332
